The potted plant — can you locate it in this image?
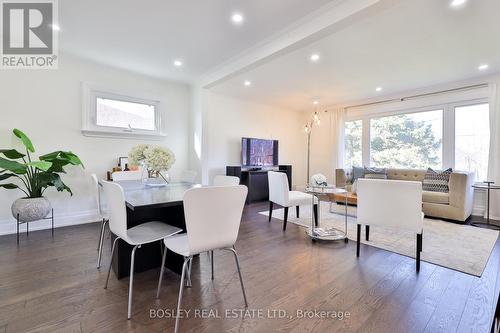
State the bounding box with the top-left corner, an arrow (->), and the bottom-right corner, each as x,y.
0,129 -> 84,222
128,144 -> 175,186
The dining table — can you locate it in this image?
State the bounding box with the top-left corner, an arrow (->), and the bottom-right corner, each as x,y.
109,180 -> 201,279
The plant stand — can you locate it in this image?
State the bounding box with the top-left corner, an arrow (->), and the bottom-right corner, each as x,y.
16,209 -> 54,245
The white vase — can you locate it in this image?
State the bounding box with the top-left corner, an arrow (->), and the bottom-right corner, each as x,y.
11,197 -> 51,222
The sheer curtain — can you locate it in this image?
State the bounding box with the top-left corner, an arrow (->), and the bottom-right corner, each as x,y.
487,83 -> 500,220
331,107 -> 346,182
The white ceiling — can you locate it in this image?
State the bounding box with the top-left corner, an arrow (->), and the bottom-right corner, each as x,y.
209,0 -> 500,110
59,0 -> 334,82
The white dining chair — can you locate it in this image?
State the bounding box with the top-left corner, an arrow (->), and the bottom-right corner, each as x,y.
179,170 -> 197,183
357,178 -> 424,272
213,175 -> 240,186
267,171 -> 318,231
111,170 -> 142,181
101,181 -> 182,319
91,174 -> 109,269
156,185 -> 248,333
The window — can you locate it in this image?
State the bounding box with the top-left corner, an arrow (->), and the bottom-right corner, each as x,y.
455,103 -> 490,181
370,110 -> 443,169
82,83 -> 164,139
96,97 -> 156,131
344,120 -> 362,168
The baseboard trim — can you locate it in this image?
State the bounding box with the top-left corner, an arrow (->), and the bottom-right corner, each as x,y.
0,210 -> 101,236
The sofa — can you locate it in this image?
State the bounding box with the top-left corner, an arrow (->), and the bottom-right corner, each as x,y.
335,168 -> 475,222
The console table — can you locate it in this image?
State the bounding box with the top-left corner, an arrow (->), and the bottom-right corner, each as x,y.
226,165 -> 292,203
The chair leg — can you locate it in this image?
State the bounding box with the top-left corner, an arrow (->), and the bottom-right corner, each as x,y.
416,233 -> 422,272
365,225 -> 370,241
186,257 -> 192,287
97,219 -> 104,251
313,204 -> 318,227
296,206 -> 300,218
268,202 -> 273,222
174,257 -> 191,333
156,243 -> 168,298
227,246 -> 248,307
97,219 -> 108,269
210,250 -> 214,280
127,245 -> 140,320
104,237 -> 120,289
356,224 -> 361,257
283,207 -> 289,231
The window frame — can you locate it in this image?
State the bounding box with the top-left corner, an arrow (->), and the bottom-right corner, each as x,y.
343,88 -> 489,180
81,83 -> 165,140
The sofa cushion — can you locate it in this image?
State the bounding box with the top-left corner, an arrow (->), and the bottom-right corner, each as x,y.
423,168 -> 452,193
423,191 -> 450,205
364,167 -> 387,179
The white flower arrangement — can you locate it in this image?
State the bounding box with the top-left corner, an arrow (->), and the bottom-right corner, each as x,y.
128,144 -> 176,174
311,173 -> 328,186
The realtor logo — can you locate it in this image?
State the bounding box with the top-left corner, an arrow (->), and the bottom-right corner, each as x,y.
1,0 -> 58,69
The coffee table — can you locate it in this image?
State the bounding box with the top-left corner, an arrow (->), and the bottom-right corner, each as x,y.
305,185 -> 349,242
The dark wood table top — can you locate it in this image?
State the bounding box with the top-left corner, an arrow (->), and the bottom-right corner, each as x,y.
114,180 -> 201,210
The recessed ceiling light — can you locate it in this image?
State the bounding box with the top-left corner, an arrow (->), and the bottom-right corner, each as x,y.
310,54 -> 320,62
376,87 -> 383,92
478,64 -> 489,71
313,100 -> 319,105
50,24 -> 60,31
173,60 -> 183,67
450,0 -> 466,7
231,13 -> 244,24
244,80 -> 252,86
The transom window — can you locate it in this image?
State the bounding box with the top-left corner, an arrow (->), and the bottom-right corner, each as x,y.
81,84 -> 164,139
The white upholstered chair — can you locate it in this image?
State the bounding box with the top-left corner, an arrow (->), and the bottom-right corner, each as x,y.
156,185 -> 248,333
111,170 -> 142,181
213,175 -> 240,186
101,181 -> 182,319
357,178 -> 424,271
267,171 -> 318,231
90,174 -> 109,269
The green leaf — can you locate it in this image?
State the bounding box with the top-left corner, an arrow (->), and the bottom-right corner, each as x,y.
27,161 -> 52,171
0,157 -> 27,174
0,149 -> 25,160
40,151 -> 84,170
0,183 -> 18,190
0,173 -> 15,181
35,172 -> 73,196
13,129 -> 35,153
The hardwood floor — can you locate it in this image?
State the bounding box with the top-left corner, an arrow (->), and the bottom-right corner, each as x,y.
0,202 -> 498,333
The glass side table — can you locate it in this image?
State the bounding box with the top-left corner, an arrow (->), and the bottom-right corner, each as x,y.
472,181 -> 500,230
305,185 -> 349,242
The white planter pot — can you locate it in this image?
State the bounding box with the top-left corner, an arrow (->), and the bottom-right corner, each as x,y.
11,197 -> 51,222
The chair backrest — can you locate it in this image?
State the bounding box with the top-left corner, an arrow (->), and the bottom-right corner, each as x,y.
180,170 -> 197,183
90,173 -> 103,217
268,171 -> 289,206
183,185 -> 248,254
213,175 -> 240,186
101,180 -> 128,239
357,179 -> 423,233
112,170 -> 142,181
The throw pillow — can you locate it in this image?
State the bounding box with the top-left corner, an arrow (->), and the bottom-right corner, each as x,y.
352,166 -> 365,182
364,167 -> 387,179
423,168 -> 452,193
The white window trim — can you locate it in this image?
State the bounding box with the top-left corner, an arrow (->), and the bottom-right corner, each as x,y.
81,83 -> 166,140
343,87 -> 489,177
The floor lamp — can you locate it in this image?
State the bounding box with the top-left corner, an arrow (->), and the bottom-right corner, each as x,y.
304,111 -> 321,185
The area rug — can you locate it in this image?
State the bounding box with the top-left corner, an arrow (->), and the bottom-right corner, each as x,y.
259,203 -> 499,277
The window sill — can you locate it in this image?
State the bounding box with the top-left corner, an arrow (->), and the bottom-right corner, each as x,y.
81,129 -> 166,141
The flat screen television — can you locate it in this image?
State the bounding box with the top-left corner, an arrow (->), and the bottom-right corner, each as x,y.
241,137 -> 279,167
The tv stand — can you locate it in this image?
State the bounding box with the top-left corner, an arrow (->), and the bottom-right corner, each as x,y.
226,165 -> 292,203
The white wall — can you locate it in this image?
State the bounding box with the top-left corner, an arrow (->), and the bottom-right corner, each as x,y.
201,91 -> 306,187
0,54 -> 191,234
